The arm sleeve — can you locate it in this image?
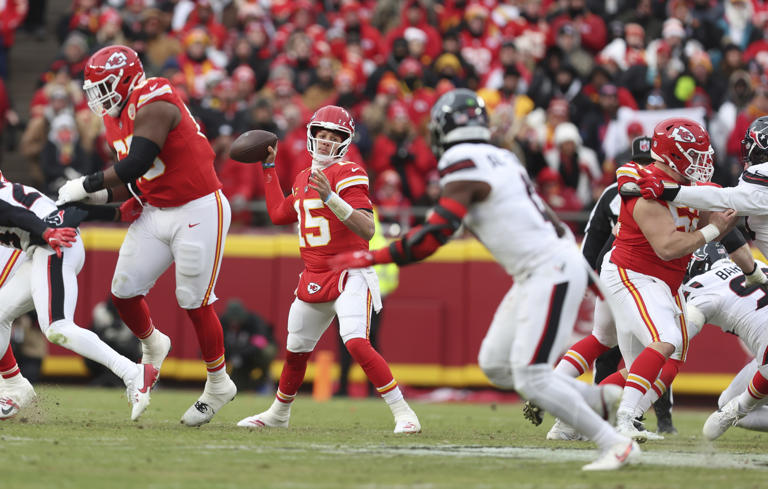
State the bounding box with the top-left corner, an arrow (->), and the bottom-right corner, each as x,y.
338,185 -> 372,211
262,167 -> 297,225
0,200 -> 47,237
581,187 -> 617,269
113,136 -> 161,184
675,181 -> 768,215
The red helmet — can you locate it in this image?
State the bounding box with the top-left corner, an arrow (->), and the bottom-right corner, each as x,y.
651,118 -> 714,183
306,105 -> 355,163
83,45 -> 145,118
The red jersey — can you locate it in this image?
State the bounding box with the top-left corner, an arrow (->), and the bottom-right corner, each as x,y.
611,163 -> 699,291
102,77 -> 221,208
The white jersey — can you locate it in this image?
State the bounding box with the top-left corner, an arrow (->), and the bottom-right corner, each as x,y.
0,180 -> 57,251
683,259 -> 768,356
673,162 -> 768,259
438,142 -> 569,276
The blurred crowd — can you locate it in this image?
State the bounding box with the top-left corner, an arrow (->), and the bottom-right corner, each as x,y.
3,0 -> 768,231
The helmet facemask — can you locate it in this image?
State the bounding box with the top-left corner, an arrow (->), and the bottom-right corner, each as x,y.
83,69 -> 145,118
306,124 -> 351,165
678,142 -> 714,183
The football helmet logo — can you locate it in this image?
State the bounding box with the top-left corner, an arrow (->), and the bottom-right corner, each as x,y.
429,89 -> 491,157
651,118 -> 713,183
741,116 -> 768,167
306,105 -> 354,163
83,45 -> 145,118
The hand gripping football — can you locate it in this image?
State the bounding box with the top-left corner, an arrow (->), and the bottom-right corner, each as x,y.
229,130 -> 278,164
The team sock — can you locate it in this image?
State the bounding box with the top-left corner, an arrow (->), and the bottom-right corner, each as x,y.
0,346 -> 20,379
598,370 -> 626,387
634,358 -> 680,418
187,305 -> 226,373
554,334 -> 612,378
111,294 -> 154,339
619,347 -> 666,414
269,351 -> 311,418
736,371 -> 768,414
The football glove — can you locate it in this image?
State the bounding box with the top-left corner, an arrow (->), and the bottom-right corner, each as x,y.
638,174 -> 680,201
327,250 -> 375,271
119,198 -> 144,223
745,263 -> 768,287
56,176 -> 88,205
42,227 -> 78,257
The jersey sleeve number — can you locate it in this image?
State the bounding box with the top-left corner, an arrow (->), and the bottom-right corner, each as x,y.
113,136 -> 166,182
294,198 -> 330,247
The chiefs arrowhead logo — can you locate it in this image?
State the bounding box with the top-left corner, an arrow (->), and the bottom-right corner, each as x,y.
307,282 -> 321,294
105,52 -> 128,70
670,126 -> 696,143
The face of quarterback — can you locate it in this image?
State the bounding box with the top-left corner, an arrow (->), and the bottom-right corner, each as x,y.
313,129 -> 344,157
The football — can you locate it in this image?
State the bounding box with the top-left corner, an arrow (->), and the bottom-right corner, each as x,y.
229,130 -> 278,164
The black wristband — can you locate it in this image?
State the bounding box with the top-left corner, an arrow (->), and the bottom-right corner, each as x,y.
660,185 -> 681,201
720,227 -> 747,254
82,171 -> 105,192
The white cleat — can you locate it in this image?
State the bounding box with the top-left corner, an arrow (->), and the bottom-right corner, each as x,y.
0,376 -> 37,419
546,419 -> 588,441
126,363 -> 159,421
181,374 -> 237,427
616,410 -> 648,443
703,397 -> 744,441
141,330 -> 172,374
237,410 -> 290,428
582,440 -> 641,471
394,409 -> 421,434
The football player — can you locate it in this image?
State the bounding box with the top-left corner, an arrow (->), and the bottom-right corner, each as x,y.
636,115 -> 768,284
0,173 -> 157,420
683,243 -> 768,439
55,46 -> 236,426
603,118 -> 738,442
328,89 -> 640,470
236,105 -> 420,433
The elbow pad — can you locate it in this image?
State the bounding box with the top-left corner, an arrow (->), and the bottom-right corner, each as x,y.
719,227 -> 747,254
388,197 -> 467,265
114,136 -> 161,183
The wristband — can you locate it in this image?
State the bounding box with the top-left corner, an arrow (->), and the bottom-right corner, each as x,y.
84,188 -> 111,204
324,192 -> 354,221
746,263 -> 768,286
698,223 -> 721,243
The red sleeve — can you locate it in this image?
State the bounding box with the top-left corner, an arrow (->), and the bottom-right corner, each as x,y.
263,167 -> 297,225
339,185 -> 372,210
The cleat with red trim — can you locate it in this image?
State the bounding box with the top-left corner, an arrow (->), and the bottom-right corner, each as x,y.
126,363 -> 159,421
141,330 -> 172,374
582,440 -> 641,471
236,410 -> 290,428
702,397 -> 744,441
394,409 -> 421,434
181,374 -> 237,427
0,375 -> 36,419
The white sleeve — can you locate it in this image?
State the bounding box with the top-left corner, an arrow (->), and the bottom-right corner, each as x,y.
675,181 -> 768,216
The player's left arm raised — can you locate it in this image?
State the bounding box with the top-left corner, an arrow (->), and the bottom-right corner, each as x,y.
56,101 -> 179,205
309,168 -> 374,240
327,179 -> 489,269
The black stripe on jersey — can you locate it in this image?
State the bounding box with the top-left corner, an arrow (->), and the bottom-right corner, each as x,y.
741,171 -> 768,187
438,159 -> 477,178
531,282 -> 569,364
48,254 -> 65,322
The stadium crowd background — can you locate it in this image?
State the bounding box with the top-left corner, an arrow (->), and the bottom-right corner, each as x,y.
2,0 -> 768,233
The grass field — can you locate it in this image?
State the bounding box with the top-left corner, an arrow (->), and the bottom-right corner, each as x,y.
1,385 -> 766,489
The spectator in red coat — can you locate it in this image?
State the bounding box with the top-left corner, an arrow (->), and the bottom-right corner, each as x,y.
0,0 -> 27,79
385,1 -> 442,62
369,101 -> 437,202
180,0 -> 228,49
373,169 -> 411,225
548,0 -> 608,54
459,3 -> 502,77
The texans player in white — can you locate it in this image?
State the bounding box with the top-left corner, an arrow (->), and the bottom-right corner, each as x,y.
329,89 -> 640,470
683,243 -> 768,439
0,173 -> 157,420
